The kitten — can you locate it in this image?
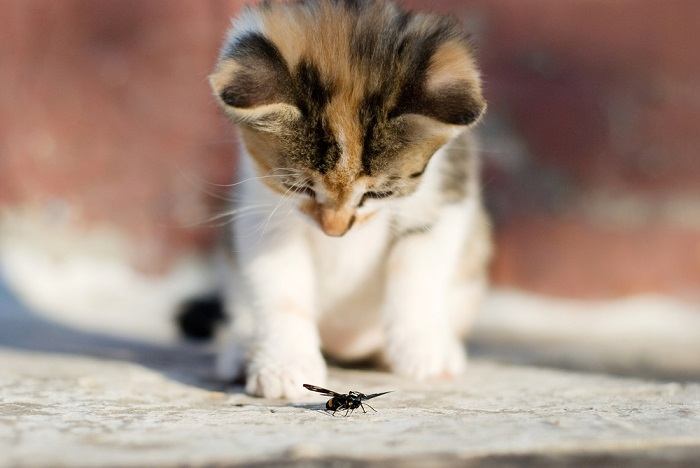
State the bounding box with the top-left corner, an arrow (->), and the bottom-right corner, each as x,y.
209,0 -> 491,399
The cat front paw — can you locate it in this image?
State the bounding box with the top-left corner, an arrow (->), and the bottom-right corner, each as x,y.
245,345 -> 327,400
385,334 -> 467,380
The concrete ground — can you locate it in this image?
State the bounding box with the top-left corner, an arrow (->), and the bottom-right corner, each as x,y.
2,284 -> 700,467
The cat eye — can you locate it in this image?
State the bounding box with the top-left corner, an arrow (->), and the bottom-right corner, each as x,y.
284,183 -> 316,199
410,163 -> 430,178
297,186 -> 316,198
364,191 -> 394,199
360,190 -> 394,207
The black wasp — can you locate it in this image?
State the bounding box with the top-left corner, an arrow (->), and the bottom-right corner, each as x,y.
303,384 -> 391,416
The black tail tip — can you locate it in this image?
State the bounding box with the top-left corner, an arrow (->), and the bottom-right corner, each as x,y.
176,296 -> 227,341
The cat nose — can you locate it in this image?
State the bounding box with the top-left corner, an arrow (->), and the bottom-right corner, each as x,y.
318,207 -> 356,237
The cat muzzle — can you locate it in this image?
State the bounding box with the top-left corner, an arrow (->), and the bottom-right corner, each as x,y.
318,207 -> 356,237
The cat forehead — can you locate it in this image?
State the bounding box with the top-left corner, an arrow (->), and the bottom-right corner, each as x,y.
223,0 -> 475,90
212,0 -> 485,176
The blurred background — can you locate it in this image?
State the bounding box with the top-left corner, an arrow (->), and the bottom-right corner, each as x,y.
1,0 -> 699,378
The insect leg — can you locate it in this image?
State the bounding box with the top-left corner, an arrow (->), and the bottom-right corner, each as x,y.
365,403 -> 377,412
360,403 -> 367,413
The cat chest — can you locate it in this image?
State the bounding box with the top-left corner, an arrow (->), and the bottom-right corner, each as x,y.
309,217 -> 391,309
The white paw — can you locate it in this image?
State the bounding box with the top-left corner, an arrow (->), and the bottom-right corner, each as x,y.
385,334 -> 467,380
245,345 -> 327,400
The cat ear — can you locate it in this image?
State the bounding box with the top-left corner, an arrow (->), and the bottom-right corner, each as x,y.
395,39 -> 486,127
209,33 -> 301,131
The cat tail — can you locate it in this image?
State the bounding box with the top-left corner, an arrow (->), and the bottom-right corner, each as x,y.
176,295 -> 228,341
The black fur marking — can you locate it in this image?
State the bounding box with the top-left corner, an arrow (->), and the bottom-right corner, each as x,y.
176,296 -> 227,341
292,59 -> 340,173
421,82 -> 485,125
334,0 -> 367,11
220,32 -> 292,108
394,10 -> 413,36
294,59 -> 333,115
226,31 -> 285,66
359,92 -> 383,174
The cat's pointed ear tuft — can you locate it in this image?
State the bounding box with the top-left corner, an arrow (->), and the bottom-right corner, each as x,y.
395,38 -> 486,127
209,32 -> 300,130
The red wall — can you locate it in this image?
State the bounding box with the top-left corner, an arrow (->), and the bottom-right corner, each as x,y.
2,0 -> 699,297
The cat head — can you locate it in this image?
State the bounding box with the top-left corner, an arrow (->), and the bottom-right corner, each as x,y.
210,0 -> 485,236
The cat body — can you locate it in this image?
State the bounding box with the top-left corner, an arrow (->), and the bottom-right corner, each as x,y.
210,0 -> 491,399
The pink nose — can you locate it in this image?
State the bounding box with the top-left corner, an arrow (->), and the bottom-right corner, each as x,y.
318,207 -> 356,237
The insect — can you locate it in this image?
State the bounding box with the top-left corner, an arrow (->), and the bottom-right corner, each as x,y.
303,384 -> 392,416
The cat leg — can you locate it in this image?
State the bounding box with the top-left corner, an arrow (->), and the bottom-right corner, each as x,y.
382,206 -> 473,380
449,207 -> 492,337
232,230 -> 325,399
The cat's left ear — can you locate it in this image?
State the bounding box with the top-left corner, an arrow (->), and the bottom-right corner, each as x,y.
397,39 -> 487,127
209,33 -> 300,131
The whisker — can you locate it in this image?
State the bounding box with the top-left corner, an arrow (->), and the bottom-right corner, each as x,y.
206,171 -> 304,189
258,179 -> 305,237
181,204 -> 275,228
174,164 -> 240,203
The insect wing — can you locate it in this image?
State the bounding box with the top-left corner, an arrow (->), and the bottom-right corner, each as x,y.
361,391 -> 392,401
303,384 -> 343,397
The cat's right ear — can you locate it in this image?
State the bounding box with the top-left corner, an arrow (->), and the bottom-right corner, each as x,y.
209,33 -> 300,132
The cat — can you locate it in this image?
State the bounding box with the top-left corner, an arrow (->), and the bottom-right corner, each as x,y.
208,0 -> 491,399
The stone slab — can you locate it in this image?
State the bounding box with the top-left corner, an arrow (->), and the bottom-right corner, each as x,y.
2,348 -> 700,467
